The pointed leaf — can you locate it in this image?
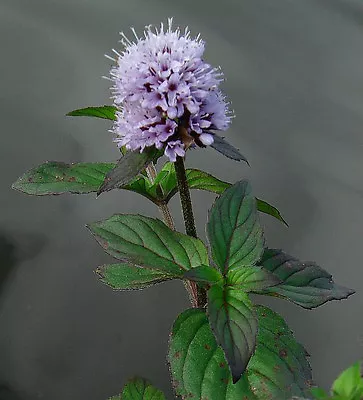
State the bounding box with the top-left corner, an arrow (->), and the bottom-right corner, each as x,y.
332,362 -> 362,398
256,197 -> 288,226
67,105 -> 117,120
208,285 -> 258,382
88,215 -> 208,277
247,305 -> 312,399
168,305 -> 311,400
184,265 -> 223,285
98,148 -> 160,195
110,377 -> 165,400
257,249 -> 355,309
210,134 -> 249,163
12,162 -> 115,195
207,180 -> 265,274
96,263 -> 174,290
227,266 -> 281,291
168,308 -> 257,400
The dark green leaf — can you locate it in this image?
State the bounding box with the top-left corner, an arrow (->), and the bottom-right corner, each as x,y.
168,308 -> 257,400
208,285 -> 257,383
256,197 -> 288,226
96,263 -> 174,290
332,362 -> 362,398
248,305 -> 312,399
122,175 -> 158,203
207,180 -> 265,274
67,105 -> 117,120
12,162 -> 115,195
98,148 -> 160,195
256,249 -> 355,309
88,215 -> 208,277
168,305 -> 311,399
210,134 -> 249,164
111,377 -> 165,400
226,266 -> 281,291
184,265 -> 223,285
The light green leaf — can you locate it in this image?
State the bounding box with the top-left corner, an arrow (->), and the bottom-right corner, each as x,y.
208,285 -> 257,382
168,308 -> 257,400
332,362 -> 362,398
310,387 -> 329,399
67,105 -> 117,120
12,162 -> 115,195
88,214 -> 208,277
96,263 -> 174,290
109,377 -> 165,400
226,266 -> 281,291
257,249 -> 355,309
207,180 -> 265,274
98,148 -> 161,195
168,305 -> 311,399
184,265 -> 223,285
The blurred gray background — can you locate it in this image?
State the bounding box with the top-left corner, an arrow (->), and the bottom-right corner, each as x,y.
0,0 -> 362,399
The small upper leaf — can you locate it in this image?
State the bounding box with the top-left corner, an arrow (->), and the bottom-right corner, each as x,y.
67,105 -> 117,120
210,134 -> 249,164
207,180 -> 265,274
208,285 -> 258,383
257,249 -> 355,309
110,377 -> 165,400
184,265 -> 223,285
98,148 -> 160,195
309,387 -> 329,400
96,263 -> 174,290
331,361 -> 362,398
12,162 -> 115,195
88,214 -> 208,277
227,266 -> 281,292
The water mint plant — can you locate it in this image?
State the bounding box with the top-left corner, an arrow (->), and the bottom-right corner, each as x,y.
12,20 -> 355,400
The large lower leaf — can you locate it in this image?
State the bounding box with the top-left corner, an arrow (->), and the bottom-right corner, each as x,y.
207,180 -> 265,274
12,162 -> 115,195
96,263 -> 174,290
98,148 -> 161,195
67,105 -> 117,120
168,306 -> 311,399
208,285 -> 258,383
256,249 -> 355,309
168,308 -> 257,400
88,214 -> 208,276
247,306 -> 312,399
109,377 -> 165,400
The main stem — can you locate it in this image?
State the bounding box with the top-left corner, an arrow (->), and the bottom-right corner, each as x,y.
174,156 -> 207,308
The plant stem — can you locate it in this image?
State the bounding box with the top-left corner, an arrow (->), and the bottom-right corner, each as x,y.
146,162 -> 199,307
174,156 -> 207,308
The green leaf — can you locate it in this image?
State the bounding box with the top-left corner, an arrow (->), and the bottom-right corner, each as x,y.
184,265 -> 223,284
109,377 -> 165,400
12,162 -> 115,195
96,263 -> 174,290
122,175 -> 158,203
226,266 -> 281,291
88,214 -> 208,277
207,180 -> 265,274
208,285 -> 258,383
256,197 -> 289,226
310,387 -> 329,399
168,308 -> 257,400
67,105 -> 117,120
168,305 -> 311,399
210,134 -> 249,164
332,362 -> 362,398
98,148 -> 160,195
248,305 -> 312,399
256,249 -> 355,309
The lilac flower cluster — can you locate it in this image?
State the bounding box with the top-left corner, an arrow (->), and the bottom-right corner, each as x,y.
109,19 -> 231,162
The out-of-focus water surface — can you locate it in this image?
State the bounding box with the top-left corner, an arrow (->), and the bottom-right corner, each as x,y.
0,0 -> 362,398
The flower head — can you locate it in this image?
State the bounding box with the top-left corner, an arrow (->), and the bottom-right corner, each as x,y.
109,19 -> 232,162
